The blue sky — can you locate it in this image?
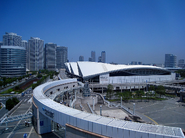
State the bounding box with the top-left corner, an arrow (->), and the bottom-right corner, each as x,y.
0,0 -> 185,64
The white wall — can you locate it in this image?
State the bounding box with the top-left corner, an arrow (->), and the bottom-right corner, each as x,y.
100,73 -> 176,84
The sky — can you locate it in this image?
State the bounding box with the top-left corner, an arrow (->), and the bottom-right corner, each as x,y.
0,0 -> 185,64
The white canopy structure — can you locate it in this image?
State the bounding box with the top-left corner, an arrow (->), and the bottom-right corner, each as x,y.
65,62 -> 175,84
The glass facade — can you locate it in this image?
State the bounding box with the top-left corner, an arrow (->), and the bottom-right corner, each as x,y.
56,46 -> 68,69
101,51 -> 106,63
91,51 -> 96,62
165,54 -> 177,68
0,46 -> 26,77
21,40 -> 28,69
45,43 -> 56,71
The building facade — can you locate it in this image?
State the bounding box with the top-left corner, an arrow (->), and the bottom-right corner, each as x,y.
45,43 -> 57,71
91,51 -> 96,62
165,54 -> 177,68
178,59 -> 185,68
79,56 -> 84,61
0,41 -> 3,46
0,46 -> 26,77
65,62 -> 175,84
28,37 -> 44,71
101,51 -> 106,63
3,32 -> 22,46
21,40 -> 29,69
56,46 -> 68,69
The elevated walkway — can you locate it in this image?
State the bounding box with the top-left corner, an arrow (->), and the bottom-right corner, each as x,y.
0,112 -> 32,125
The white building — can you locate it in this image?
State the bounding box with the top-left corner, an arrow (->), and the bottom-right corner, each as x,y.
65,62 -> 175,84
28,37 -> 44,71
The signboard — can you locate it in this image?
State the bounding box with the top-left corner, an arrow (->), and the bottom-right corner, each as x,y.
42,107 -> 54,118
100,74 -> 109,84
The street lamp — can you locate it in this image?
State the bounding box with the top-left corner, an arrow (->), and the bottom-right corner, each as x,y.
133,103 -> 135,115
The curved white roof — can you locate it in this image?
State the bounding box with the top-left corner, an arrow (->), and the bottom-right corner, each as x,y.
65,62 -> 170,79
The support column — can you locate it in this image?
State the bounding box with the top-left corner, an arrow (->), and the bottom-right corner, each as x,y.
100,105 -> 102,116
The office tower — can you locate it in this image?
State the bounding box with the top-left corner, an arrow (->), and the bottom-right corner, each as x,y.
138,62 -> 142,65
164,54 -> 177,68
91,51 -> 96,62
21,40 -> 29,69
0,41 -> 3,46
79,56 -> 84,61
98,56 -> 102,62
0,46 -> 26,77
56,46 -> 68,69
3,32 -> 22,46
178,59 -> 185,68
45,43 -> 57,71
131,61 -> 137,65
28,37 -> 44,71
101,51 -> 106,63
89,57 -> 92,62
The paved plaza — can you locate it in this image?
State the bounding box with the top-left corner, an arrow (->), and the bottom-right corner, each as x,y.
121,97 -> 185,130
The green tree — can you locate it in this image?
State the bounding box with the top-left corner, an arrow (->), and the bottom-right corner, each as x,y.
106,84 -> 114,99
6,97 -> 19,110
6,98 -> 14,110
156,85 -> 165,97
149,85 -> 155,91
37,74 -> 42,78
136,90 -> 145,101
175,69 -> 185,78
121,91 -> 132,101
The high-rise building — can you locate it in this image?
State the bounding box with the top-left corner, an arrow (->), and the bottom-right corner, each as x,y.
98,56 -> 102,62
3,32 -> 22,46
56,46 -> 68,69
138,62 -> 142,65
131,61 -> 137,65
178,59 -> 185,68
101,51 -> 106,63
0,41 -> 3,46
79,56 -> 84,61
91,51 -> 96,62
164,54 -> 177,68
28,37 -> 44,71
45,43 -> 57,71
0,46 -> 26,77
21,40 -> 29,69
89,57 -> 92,62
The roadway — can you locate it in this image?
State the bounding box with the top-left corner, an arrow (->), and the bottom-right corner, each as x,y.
0,78 -> 60,138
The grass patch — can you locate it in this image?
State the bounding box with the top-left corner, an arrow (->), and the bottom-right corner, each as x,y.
0,88 -> 14,94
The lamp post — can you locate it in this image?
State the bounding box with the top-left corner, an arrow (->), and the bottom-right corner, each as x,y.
100,105 -> 102,116
121,97 -> 122,107
133,103 -> 135,115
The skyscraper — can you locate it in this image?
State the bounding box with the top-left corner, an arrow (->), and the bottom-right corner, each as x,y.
164,54 -> 177,68
178,59 -> 185,68
45,43 -> 57,71
21,40 -> 28,69
131,61 -> 137,65
98,56 -> 102,62
0,41 -> 3,46
101,51 -> 106,63
28,37 -> 44,71
79,56 -> 84,61
56,46 -> 68,69
3,32 -> 22,46
89,57 -> 92,62
91,51 -> 96,62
